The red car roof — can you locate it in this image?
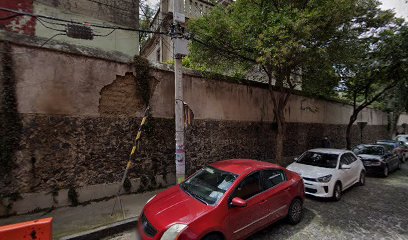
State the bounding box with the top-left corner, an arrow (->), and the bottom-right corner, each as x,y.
209,159 -> 282,175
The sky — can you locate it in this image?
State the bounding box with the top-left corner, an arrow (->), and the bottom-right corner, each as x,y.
145,0 -> 408,19
380,0 -> 408,18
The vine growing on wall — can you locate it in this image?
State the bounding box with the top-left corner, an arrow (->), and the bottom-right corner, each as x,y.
0,43 -> 22,185
133,55 -> 152,107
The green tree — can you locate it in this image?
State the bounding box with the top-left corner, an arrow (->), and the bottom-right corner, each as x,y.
373,26 -> 408,137
338,20 -> 407,149
139,0 -> 158,51
386,82 -> 408,136
188,0 -> 393,164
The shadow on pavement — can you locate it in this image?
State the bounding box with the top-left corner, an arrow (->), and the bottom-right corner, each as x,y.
306,164 -> 408,239
248,207 -> 316,240
248,164 -> 408,239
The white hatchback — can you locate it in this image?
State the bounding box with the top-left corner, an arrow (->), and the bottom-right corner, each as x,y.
287,148 -> 365,201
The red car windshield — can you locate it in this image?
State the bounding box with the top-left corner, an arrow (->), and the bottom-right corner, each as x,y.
181,167 -> 238,205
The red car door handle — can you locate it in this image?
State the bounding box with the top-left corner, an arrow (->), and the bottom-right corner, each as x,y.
259,199 -> 268,204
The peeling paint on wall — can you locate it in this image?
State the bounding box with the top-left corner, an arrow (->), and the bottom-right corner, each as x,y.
98,73 -> 145,116
0,0 -> 36,35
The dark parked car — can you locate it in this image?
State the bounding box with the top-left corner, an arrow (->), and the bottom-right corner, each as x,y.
376,140 -> 408,163
352,144 -> 400,177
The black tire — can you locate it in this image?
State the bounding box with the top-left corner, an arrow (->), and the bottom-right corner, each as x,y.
358,171 -> 365,186
383,165 -> 389,177
332,182 -> 342,201
287,198 -> 303,225
202,233 -> 224,240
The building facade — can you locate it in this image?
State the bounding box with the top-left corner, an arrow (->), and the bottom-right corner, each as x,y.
0,0 -> 139,58
141,0 -> 232,63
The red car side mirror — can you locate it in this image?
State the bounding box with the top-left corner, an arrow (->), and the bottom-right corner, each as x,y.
231,197 -> 247,208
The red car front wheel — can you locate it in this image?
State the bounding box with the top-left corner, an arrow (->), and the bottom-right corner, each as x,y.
287,198 -> 303,225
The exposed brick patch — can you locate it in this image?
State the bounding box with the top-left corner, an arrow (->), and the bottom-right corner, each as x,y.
98,73 -> 145,116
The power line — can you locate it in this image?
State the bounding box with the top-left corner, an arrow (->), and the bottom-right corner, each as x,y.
0,13 -> 22,21
0,7 -> 168,35
162,36 -> 173,54
94,28 -> 116,37
0,33 -> 67,55
36,18 -> 65,32
40,33 -> 66,47
35,17 -> 117,36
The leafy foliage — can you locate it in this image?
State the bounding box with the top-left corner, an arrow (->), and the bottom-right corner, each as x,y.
189,0 -> 377,88
139,0 -> 158,50
372,26 -> 408,135
187,0 -> 402,160
335,13 -> 406,148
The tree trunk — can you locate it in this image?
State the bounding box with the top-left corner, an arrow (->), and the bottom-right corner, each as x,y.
346,113 -> 358,149
389,111 -> 402,138
263,68 -> 289,166
275,108 -> 286,166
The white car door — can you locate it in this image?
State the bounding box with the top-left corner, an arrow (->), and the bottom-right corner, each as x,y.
346,153 -> 360,184
339,154 -> 354,188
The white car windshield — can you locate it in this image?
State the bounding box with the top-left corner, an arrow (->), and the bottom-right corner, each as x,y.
180,167 -> 238,205
297,151 -> 338,168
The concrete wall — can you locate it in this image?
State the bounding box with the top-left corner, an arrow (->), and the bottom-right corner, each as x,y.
397,114 -> 408,134
0,41 -> 399,216
12,43 -> 388,125
398,113 -> 408,126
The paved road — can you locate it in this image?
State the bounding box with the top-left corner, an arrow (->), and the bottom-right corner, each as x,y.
106,163 -> 408,240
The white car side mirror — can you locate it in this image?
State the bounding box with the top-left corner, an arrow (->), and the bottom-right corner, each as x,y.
340,164 -> 351,169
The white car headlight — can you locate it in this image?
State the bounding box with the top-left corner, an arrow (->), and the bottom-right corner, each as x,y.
317,174 -> 332,183
160,224 -> 188,240
146,195 -> 156,204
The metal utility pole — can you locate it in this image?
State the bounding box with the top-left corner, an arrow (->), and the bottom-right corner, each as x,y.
172,0 -> 188,184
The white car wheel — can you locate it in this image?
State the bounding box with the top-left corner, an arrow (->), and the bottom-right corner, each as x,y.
358,171 -> 365,186
332,183 -> 342,201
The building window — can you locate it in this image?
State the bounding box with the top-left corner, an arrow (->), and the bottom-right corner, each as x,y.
156,48 -> 160,62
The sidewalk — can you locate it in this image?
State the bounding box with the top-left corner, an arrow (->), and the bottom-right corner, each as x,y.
0,189 -> 163,239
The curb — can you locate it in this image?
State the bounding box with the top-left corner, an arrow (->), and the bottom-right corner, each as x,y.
60,217 -> 138,240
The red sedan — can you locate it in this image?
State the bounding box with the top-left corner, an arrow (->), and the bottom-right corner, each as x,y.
138,159 -> 305,240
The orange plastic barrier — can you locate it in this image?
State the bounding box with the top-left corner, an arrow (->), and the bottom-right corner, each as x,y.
0,218 -> 52,240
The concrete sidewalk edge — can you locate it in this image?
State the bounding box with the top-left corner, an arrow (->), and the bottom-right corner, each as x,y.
60,216 -> 138,240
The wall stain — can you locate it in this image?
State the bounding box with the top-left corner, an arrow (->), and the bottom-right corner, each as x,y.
0,43 -> 23,195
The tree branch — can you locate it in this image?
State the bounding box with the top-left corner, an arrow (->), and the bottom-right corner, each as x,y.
356,80 -> 398,113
